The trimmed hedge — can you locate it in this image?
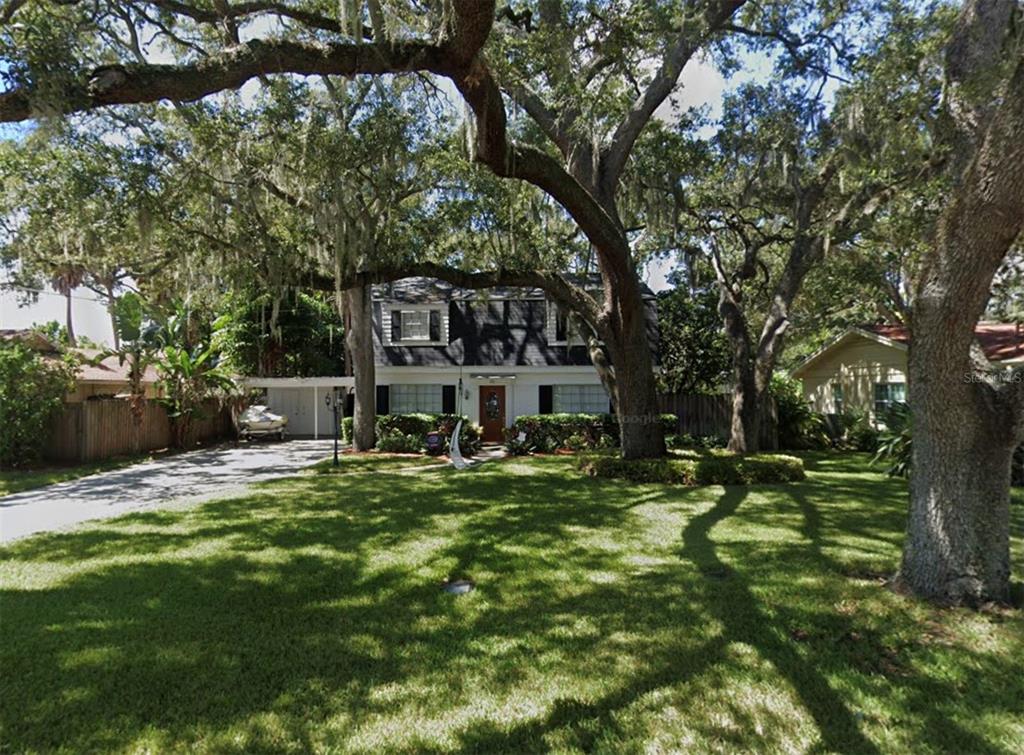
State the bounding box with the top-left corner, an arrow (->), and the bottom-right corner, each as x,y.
507,413 -> 677,454
577,450 -> 805,486
342,413 -> 481,455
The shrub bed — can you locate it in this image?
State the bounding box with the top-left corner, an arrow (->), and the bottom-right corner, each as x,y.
577,450 -> 805,486
507,413 -> 677,454
666,433 -> 726,450
0,341 -> 76,468
342,413 -> 481,455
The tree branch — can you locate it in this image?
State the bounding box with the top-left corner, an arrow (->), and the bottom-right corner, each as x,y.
600,0 -> 746,193
501,78 -> 571,158
0,37 -> 450,122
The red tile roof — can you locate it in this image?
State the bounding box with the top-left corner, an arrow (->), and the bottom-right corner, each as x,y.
864,322 -> 1024,362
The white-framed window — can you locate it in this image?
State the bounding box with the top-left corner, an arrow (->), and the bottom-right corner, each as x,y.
390,384 -> 443,414
385,305 -> 447,345
553,384 -> 609,414
400,310 -> 430,341
873,382 -> 906,416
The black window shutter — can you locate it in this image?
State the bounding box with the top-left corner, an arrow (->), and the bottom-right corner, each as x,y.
429,309 -> 441,341
556,308 -> 568,342
442,385 -> 456,414
390,310 -> 402,343
344,392 -> 355,418
376,385 -> 389,415
539,385 -> 553,414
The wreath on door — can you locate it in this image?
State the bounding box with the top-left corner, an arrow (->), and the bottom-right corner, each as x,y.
485,391 -> 500,420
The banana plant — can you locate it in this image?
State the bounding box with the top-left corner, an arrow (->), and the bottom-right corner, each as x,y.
155,311 -> 238,449
872,403 -> 913,478
92,292 -> 163,454
98,294 -> 238,450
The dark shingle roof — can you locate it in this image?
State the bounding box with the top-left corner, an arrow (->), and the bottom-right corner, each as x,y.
372,275 -> 655,303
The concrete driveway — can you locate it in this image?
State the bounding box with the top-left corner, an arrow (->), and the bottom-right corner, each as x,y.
0,440 -> 335,544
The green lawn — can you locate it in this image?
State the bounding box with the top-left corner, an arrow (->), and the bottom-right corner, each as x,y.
310,451 -> 447,475
1,454 -> 1021,753
0,456 -> 152,497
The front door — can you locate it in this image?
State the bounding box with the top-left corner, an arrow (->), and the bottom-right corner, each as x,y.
479,385 -> 507,443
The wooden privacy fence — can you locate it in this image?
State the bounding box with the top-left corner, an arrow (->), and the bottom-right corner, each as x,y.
658,393 -> 778,450
46,398 -> 233,463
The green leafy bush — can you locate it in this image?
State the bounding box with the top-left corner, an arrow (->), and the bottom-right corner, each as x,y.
363,413 -> 481,456
377,412 -> 437,438
508,413 -> 677,452
873,403 -> 912,478
771,376 -> 830,450
505,435 -> 531,455
0,342 -> 76,468
341,416 -> 354,443
376,432 -> 424,453
565,433 -> 588,452
577,451 -> 805,486
821,411 -> 879,452
434,414 -> 482,456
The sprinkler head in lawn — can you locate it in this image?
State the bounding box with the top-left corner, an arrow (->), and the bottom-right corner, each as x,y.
441,577 -> 475,595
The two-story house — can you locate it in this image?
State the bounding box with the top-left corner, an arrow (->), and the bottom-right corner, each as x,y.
244,276 -> 659,442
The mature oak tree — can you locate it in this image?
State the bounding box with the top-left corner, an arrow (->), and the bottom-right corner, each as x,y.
898,0 -> 1024,605
665,0 -> 953,452
0,0 -> 761,458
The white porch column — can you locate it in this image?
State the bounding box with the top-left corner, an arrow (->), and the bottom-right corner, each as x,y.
313,386 -> 319,439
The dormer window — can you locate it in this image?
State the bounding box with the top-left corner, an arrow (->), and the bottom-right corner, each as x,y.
385,305 -> 447,345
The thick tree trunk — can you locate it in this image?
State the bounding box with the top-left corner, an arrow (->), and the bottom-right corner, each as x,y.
603,268 -> 665,459
899,327 -> 1014,603
718,285 -> 768,454
897,5 -> 1024,605
613,353 -> 665,459
344,285 -> 376,451
899,435 -> 1013,605
727,362 -> 762,454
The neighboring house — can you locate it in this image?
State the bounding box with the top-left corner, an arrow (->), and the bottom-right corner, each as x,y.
67,349 -> 161,402
791,322 -> 1024,421
1,330 -> 160,401
245,277 -> 658,441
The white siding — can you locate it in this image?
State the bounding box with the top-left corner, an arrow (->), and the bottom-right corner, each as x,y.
545,300 -> 561,344
375,367 -> 605,426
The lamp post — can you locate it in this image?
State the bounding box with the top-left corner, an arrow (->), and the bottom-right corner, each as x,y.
325,390 -> 339,467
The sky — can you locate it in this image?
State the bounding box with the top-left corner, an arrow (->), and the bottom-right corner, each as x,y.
0,285 -> 114,344
0,27 -> 777,346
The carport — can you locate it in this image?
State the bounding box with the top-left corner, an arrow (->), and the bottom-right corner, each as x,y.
241,376 -> 355,438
